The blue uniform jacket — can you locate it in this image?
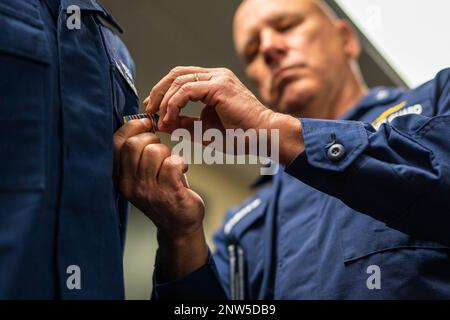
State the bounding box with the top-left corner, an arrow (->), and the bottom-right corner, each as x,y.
153,68 -> 450,300
0,0 -> 138,298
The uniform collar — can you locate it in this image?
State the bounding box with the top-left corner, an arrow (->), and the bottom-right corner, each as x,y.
60,0 -> 124,33
250,172 -> 273,189
61,0 -> 103,11
249,161 -> 278,189
340,87 -> 405,120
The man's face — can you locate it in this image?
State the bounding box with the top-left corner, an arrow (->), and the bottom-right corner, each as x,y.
234,0 -> 357,117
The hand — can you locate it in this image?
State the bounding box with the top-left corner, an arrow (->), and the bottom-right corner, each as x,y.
144,66 -> 304,165
145,66 -> 273,133
113,117 -> 208,281
113,117 -> 204,237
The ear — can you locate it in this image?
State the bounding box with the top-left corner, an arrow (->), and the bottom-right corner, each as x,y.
335,20 -> 361,60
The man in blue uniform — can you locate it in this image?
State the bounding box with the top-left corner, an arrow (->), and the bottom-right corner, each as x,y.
0,0 -> 138,298
115,0 -> 450,299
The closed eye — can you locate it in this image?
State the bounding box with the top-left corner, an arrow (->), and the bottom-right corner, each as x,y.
243,38 -> 260,64
274,16 -> 304,33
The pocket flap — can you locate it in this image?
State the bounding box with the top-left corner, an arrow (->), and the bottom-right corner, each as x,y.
340,205 -> 450,263
0,9 -> 50,64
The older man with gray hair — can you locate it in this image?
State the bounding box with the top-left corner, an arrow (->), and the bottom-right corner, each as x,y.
114,0 -> 450,299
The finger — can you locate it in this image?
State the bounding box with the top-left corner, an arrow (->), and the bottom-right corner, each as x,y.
158,155 -> 189,192
159,73 -> 212,125
119,132 -> 161,180
157,115 -> 200,136
146,66 -> 210,114
139,143 -> 172,183
164,111 -> 225,147
114,118 -> 153,160
163,81 -> 213,127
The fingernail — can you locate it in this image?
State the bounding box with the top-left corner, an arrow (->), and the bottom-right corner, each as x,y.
141,117 -> 151,127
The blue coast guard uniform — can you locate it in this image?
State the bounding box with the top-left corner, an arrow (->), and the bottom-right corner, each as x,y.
0,0 -> 138,298
153,69 -> 450,299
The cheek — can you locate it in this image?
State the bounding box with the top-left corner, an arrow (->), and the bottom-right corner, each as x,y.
289,24 -> 339,67
247,61 -> 272,100
287,23 -> 319,55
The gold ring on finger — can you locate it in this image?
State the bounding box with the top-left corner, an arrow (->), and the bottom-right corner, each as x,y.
193,72 -> 200,82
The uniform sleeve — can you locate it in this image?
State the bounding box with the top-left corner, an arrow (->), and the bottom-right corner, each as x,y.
151,250 -> 228,300
285,69 -> 450,245
151,206 -> 241,300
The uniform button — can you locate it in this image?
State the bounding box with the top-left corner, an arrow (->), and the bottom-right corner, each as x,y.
327,143 -> 345,161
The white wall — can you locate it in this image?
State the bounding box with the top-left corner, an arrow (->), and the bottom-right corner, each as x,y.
336,0 -> 450,87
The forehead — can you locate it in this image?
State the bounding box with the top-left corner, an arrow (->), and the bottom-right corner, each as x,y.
234,0 -> 320,39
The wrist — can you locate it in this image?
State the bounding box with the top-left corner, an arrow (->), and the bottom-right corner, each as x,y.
268,112 -> 304,166
157,226 -> 209,283
157,225 -> 205,249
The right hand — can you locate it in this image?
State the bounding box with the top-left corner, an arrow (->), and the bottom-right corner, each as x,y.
114,117 -> 209,281
113,117 -> 205,239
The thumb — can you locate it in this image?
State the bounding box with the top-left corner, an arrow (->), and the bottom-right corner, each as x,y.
158,155 -> 189,191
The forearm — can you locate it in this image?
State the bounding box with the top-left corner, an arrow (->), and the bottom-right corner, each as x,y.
284,116 -> 450,245
157,227 -> 209,283
153,227 -> 228,300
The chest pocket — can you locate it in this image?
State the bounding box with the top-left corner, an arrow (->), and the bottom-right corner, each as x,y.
0,0 -> 50,191
338,202 -> 449,264
97,18 -> 139,132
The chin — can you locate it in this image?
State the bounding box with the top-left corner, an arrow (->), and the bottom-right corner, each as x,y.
277,82 -> 317,116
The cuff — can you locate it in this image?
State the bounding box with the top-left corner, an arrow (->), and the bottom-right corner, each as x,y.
152,250 -> 227,300
289,118 -> 369,172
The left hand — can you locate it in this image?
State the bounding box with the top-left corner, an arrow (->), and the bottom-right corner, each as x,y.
144,66 -> 304,165
145,66 -> 274,134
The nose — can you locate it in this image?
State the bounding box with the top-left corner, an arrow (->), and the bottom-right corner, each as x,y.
259,28 -> 287,68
